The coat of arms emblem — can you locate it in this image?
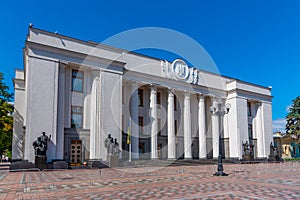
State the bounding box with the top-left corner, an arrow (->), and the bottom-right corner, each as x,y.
172,59 -> 189,80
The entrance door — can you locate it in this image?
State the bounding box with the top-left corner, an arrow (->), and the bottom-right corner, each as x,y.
70,140 -> 82,165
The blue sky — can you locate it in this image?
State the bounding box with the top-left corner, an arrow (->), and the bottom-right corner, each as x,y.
0,0 -> 299,132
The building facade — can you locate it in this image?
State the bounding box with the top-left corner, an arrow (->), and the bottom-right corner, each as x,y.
13,28 -> 273,164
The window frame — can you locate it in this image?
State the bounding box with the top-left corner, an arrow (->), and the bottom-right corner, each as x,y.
72,69 -> 84,93
138,89 -> 144,107
175,120 -> 178,136
157,118 -> 161,136
71,106 -> 83,129
174,95 -> 177,111
157,92 -> 161,105
247,102 -> 252,117
138,116 -> 144,134
248,124 -> 253,140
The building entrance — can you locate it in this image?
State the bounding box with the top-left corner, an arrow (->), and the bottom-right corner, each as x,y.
70,140 -> 82,165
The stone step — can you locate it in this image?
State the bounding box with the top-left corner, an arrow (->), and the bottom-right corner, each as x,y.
129,159 -> 237,167
0,163 -> 10,171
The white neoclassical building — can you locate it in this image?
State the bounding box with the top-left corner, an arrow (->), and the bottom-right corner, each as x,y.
12,27 -> 273,164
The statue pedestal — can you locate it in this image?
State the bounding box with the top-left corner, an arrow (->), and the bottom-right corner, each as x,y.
10,160 -> 35,170
35,156 -> 47,170
53,160 -> 68,169
242,154 -> 254,161
268,154 -> 279,162
107,155 -> 119,167
242,155 -> 250,161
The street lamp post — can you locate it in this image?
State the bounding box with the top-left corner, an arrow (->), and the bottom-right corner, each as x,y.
210,99 -> 231,176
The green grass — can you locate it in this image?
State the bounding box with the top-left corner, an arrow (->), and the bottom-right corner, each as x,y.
283,157 -> 300,161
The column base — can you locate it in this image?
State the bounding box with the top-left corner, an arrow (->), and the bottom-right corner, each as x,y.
184,157 -> 192,160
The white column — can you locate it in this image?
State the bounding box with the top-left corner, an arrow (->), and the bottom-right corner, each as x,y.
184,92 -> 192,159
262,102 -> 273,158
129,82 -> 139,159
256,103 -> 264,158
90,71 -> 101,159
198,95 -> 206,159
150,86 -> 158,159
211,98 -> 220,159
56,63 -> 65,159
167,89 -> 176,160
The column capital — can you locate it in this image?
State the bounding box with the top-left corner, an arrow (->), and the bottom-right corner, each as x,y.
184,91 -> 190,97
91,70 -> 101,78
150,85 -> 157,94
127,81 -> 138,86
168,88 -> 174,96
59,62 -> 68,68
198,94 -> 205,102
255,102 -> 262,107
211,96 -> 224,104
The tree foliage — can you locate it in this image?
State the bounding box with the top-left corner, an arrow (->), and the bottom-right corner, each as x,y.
0,72 -> 13,157
286,96 -> 300,138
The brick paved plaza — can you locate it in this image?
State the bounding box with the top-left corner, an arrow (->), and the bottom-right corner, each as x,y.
0,162 -> 300,199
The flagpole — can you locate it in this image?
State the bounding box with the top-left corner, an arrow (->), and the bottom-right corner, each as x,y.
129,119 -> 132,162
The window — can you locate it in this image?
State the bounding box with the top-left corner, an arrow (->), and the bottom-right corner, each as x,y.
72,70 -> 84,92
175,120 -> 178,136
138,89 -> 143,107
138,116 -> 144,134
157,92 -> 161,105
174,95 -> 177,111
71,106 -> 83,129
158,118 -> 161,136
247,102 -> 252,116
139,142 -> 145,153
248,124 -> 253,140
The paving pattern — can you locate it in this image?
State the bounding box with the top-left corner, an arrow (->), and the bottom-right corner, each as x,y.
0,162 -> 299,199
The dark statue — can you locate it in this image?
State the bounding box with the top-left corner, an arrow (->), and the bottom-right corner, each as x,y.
32,132 -> 51,170
104,134 -> 121,167
242,140 -> 255,161
104,134 -> 121,157
40,132 -> 51,152
269,142 -> 280,161
105,134 -> 113,154
33,137 -> 46,156
113,138 -> 121,156
33,132 -> 51,156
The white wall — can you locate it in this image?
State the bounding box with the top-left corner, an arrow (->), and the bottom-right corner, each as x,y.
12,70 -> 26,160
99,71 -> 122,160
227,93 -> 248,159
24,57 -> 59,163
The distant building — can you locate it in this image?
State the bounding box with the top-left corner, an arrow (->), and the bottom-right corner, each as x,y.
274,132 -> 300,159
13,27 -> 273,164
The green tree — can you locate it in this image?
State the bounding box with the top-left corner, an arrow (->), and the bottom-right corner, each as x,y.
0,72 -> 13,158
286,96 -> 300,138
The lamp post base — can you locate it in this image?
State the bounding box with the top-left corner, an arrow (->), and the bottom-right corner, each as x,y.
214,171 -> 228,176
213,154 -> 228,176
